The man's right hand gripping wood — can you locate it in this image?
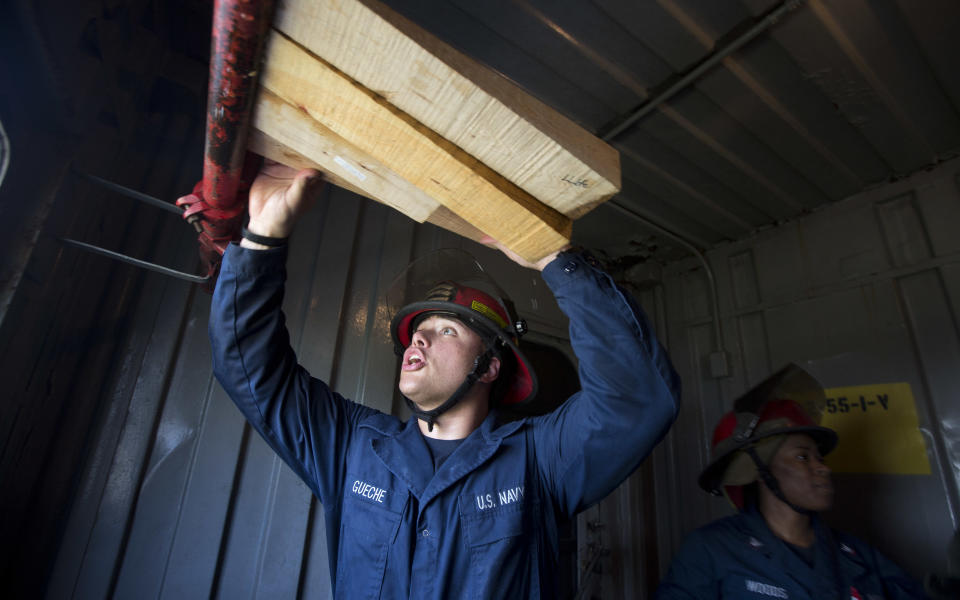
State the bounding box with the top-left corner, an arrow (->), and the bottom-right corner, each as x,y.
241,160 -> 324,250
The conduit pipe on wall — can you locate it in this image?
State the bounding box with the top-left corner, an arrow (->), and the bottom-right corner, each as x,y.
607,201 -> 729,377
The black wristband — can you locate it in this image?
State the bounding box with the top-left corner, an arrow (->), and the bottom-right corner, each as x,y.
241,225 -> 288,247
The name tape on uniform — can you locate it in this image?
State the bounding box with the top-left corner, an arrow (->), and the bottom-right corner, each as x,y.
352,479 -> 388,503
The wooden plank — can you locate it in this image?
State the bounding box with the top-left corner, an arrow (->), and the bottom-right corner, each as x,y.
250,88 -> 435,222
259,30 -> 571,261
249,95 -> 486,243
249,128 -> 376,204
249,130 -> 487,246
273,0 -> 620,219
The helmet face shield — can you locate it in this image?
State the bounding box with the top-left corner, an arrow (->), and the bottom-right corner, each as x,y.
387,249 -> 537,407
731,364 -> 828,436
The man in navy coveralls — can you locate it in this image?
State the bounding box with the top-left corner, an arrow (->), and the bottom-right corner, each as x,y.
209,162 -> 681,598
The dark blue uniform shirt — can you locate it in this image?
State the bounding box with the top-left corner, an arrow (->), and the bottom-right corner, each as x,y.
210,244 -> 680,598
656,506 -> 927,599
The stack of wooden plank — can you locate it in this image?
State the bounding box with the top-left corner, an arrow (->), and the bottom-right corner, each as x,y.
249,0 -> 620,261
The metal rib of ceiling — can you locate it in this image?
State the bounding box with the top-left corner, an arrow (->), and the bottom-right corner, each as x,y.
383,0 -> 960,260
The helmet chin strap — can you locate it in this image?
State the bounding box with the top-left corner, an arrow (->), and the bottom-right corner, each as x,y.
404,346 -> 496,432
744,446 -> 815,516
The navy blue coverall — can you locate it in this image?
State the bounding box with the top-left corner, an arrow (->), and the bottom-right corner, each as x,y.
210,243 -> 680,598
656,506 -> 927,599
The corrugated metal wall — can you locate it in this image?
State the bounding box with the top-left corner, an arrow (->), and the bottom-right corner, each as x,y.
0,54 -> 208,600
653,155 -> 960,583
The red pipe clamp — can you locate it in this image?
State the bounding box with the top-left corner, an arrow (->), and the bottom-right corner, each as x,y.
177,0 -> 275,280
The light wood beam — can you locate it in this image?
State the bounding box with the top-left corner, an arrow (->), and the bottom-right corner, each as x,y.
251,88 -> 437,223
248,111 -> 487,242
273,0 -> 620,219
259,30 -> 572,261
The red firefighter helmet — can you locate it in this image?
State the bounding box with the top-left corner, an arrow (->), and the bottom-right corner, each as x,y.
390,280 -> 536,406
698,364 -> 838,509
388,249 -> 537,409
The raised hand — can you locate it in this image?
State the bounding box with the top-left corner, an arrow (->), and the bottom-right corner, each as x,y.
480,235 -> 570,272
245,160 -> 324,240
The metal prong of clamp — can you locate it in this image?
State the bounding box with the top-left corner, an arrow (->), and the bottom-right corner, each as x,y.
59,238 -> 210,284
60,168 -> 212,284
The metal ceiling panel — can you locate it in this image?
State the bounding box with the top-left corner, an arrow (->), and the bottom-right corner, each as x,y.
668,91 -> 831,208
896,0 -> 960,114
694,56 -> 864,199
382,1 -> 617,130
638,107 -> 804,219
766,3 -> 940,171
619,131 -> 772,228
702,38 -> 891,188
663,0 -> 754,39
817,0 -> 960,153
450,0 -> 647,110
595,0 -> 709,72
616,176 -> 725,247
619,152 -> 756,239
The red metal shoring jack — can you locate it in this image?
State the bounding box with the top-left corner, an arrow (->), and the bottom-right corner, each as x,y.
60,0 -> 275,287
176,0 -> 276,282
